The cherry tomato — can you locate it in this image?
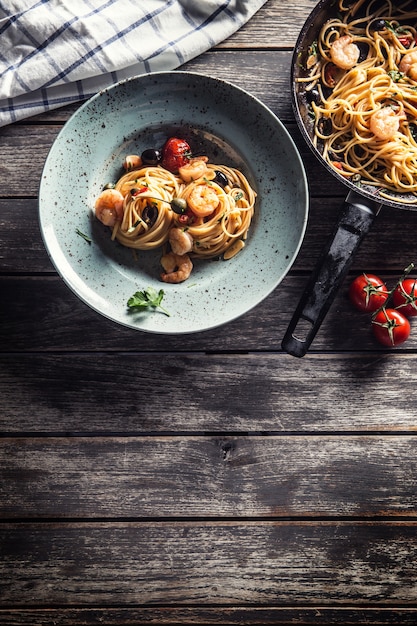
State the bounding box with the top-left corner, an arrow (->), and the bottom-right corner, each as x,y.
161,137 -> 191,172
349,273 -> 389,313
398,35 -> 412,48
392,278 -> 417,317
324,63 -> 338,87
372,308 -> 410,346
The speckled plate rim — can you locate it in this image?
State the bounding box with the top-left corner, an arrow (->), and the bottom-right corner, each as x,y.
39,71 -> 309,334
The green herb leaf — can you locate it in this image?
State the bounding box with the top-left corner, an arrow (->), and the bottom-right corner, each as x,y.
76,228 -> 92,244
127,287 -> 170,316
388,69 -> 403,83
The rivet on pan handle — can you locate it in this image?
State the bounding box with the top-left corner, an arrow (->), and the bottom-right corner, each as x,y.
281,191 -> 382,358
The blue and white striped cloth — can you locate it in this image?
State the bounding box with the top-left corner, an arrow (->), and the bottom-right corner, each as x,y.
0,0 -> 267,127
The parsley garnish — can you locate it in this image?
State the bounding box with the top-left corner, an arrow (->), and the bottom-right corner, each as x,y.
308,40 -> 318,57
127,287 -> 170,316
388,69 -> 403,82
76,228 -> 92,244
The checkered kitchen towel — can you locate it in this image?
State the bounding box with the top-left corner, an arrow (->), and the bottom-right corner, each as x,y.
0,0 -> 267,127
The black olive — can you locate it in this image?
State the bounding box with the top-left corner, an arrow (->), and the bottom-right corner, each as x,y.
321,85 -> 333,100
141,148 -> 162,166
306,87 -> 321,106
328,150 -> 343,162
369,19 -> 386,33
357,42 -> 369,63
317,117 -> 333,136
142,204 -> 158,226
213,170 -> 229,188
410,124 -> 417,142
353,144 -> 365,159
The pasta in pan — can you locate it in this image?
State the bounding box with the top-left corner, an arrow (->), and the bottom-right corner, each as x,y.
93,137 -> 256,283
300,0 -> 417,201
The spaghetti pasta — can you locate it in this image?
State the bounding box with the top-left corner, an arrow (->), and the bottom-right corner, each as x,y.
93,138 -> 256,283
299,0 -> 417,201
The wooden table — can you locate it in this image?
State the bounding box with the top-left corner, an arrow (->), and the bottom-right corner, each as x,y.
2,1 -> 417,623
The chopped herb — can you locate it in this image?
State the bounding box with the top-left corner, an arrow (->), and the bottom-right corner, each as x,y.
127,287 -> 170,316
76,228 -> 92,244
127,219 -> 142,233
395,26 -> 411,35
388,69 -> 403,82
385,21 -> 411,36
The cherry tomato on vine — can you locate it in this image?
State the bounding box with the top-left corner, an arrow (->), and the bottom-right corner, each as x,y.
372,308 -> 411,347
161,137 -> 191,172
392,278 -> 417,317
349,273 -> 389,313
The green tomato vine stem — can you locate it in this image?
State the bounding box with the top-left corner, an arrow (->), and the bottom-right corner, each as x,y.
371,262 -> 415,319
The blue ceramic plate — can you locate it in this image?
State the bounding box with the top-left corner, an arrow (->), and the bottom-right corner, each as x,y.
39,71 -> 308,334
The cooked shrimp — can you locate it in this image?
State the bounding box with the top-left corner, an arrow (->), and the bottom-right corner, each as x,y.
94,188 -> 124,227
187,183 -> 220,217
122,154 -> 142,171
178,157 -> 209,182
399,50 -> 417,81
160,252 -> 193,283
370,107 -> 402,140
330,35 -> 360,70
169,227 -> 193,255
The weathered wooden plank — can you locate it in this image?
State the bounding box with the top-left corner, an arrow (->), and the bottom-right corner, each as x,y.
2,606 -> 417,626
2,436 -> 417,517
2,522 -> 417,605
1,3 -> 416,623
218,0 -> 318,49
2,272 -> 417,352
1,353 -> 417,433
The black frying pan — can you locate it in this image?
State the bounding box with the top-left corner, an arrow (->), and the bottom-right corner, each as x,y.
281,0 -> 417,357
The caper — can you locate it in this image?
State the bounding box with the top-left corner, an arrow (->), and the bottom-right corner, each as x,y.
170,197 -> 187,214
141,148 -> 162,166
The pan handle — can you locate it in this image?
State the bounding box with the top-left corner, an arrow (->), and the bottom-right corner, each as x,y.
281,190 -> 382,358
